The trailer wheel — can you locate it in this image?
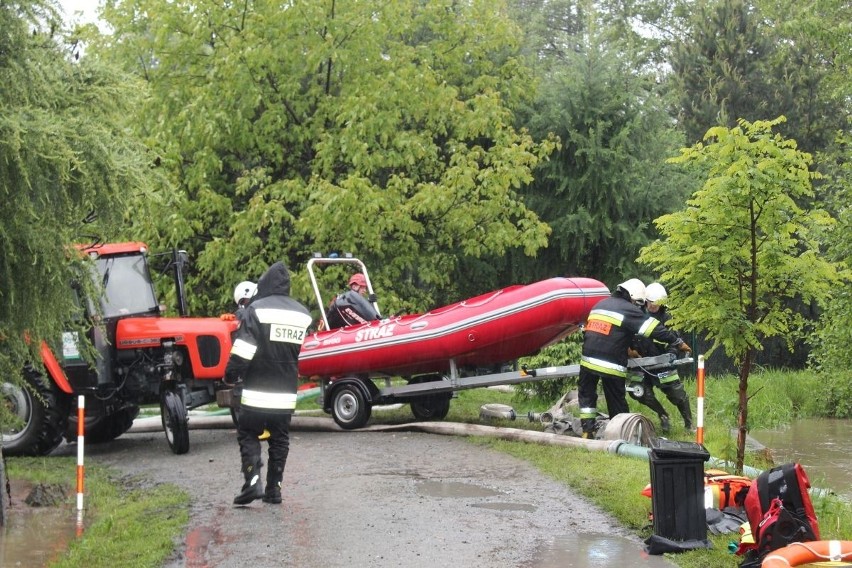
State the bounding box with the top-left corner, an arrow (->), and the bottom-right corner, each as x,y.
331,384 -> 371,430
410,394 -> 451,421
1,372 -> 69,456
161,390 -> 190,454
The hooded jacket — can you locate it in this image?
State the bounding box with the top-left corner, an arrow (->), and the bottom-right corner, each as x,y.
581,289 -> 683,379
225,262 -> 312,413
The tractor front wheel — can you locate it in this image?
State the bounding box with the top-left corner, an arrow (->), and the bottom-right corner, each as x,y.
161,389 -> 190,454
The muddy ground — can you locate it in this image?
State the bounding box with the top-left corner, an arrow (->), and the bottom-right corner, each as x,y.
51,416 -> 676,567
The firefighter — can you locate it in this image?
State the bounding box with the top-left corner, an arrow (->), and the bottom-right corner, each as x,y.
225,261 -> 312,505
628,282 -> 694,433
578,278 -> 691,438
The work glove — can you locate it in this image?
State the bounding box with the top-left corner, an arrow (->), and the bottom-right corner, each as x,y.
627,347 -> 641,358
677,341 -> 692,353
220,313 -> 236,321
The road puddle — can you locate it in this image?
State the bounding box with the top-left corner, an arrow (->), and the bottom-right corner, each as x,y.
1,481 -> 80,566
416,480 -> 503,498
524,533 -> 677,567
470,502 -> 537,512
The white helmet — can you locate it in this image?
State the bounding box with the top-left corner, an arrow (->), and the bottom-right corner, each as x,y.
646,282 -> 668,305
617,278 -> 646,303
233,281 -> 257,306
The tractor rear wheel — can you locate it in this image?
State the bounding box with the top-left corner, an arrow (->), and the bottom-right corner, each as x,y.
66,404 -> 140,444
1,371 -> 69,456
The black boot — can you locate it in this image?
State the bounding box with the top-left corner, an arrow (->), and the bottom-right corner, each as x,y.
580,418 -> 596,439
659,414 -> 671,433
263,483 -> 282,504
676,399 -> 694,431
233,461 -> 263,505
263,464 -> 284,504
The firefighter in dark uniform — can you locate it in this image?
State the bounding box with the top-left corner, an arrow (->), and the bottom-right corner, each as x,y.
578,278 -> 691,438
628,282 -> 694,433
225,261 -> 312,505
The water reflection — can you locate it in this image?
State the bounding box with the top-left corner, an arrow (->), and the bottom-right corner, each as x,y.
0,505 -> 79,566
524,533 -> 677,567
0,479 -> 82,566
751,418 -> 852,501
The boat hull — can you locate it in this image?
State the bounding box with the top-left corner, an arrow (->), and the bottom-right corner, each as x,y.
299,277 -> 609,378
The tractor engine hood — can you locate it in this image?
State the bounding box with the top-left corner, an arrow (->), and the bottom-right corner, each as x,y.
116,317 -> 237,379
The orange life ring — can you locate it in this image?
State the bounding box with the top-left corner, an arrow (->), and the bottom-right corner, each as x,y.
762,540 -> 852,567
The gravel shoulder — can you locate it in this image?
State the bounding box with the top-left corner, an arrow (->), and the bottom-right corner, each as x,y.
54,416 -> 675,567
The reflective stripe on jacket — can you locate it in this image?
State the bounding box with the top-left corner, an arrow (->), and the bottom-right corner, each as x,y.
580,294 -> 681,379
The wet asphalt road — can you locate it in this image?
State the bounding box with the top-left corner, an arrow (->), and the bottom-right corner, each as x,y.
53,417 -> 676,567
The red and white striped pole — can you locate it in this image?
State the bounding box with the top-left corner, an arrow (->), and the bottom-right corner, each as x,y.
76,394 -> 85,535
696,355 -> 705,444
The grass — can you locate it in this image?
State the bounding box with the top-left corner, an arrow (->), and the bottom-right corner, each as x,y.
6,457 -> 189,568
6,369 -> 852,567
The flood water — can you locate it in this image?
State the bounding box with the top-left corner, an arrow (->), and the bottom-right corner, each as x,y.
0,480 -> 81,566
751,418 -> 852,501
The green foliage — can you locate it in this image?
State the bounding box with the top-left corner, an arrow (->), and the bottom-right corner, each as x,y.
669,0 -> 844,153
0,1 -> 160,391
813,370 -> 852,418
640,118 -> 839,362
91,0 -> 555,315
514,333 -> 582,403
704,369 -> 824,430
507,0 -> 691,287
639,117 -> 840,469
809,132 -> 852,376
752,0 -> 851,153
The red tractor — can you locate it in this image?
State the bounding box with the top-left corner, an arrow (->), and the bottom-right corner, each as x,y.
1,242 -> 236,456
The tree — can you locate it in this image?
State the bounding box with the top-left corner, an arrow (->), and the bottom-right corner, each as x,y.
671,0 -> 846,154
503,0 -> 691,289
771,0 -> 852,388
670,0 -> 777,146
638,117 -> 840,472
1,0 -> 158,509
89,0 -> 555,314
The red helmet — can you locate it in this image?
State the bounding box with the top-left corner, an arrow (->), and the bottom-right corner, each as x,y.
348,273 -> 367,288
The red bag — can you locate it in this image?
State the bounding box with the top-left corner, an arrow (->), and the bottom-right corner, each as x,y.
737,463 -> 820,560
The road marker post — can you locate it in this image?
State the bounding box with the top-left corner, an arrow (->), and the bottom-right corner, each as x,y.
76,395 -> 85,535
696,356 -> 705,444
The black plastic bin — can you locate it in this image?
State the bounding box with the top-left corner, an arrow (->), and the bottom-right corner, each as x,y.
648,439 -> 711,542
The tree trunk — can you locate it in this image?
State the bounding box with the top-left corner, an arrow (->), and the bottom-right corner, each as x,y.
735,348 -> 754,474
0,447 -> 7,527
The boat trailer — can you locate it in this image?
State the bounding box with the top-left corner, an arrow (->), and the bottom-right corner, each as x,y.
318,353 -> 693,430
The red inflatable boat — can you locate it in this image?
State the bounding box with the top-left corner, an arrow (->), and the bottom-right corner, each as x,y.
299,275 -> 610,379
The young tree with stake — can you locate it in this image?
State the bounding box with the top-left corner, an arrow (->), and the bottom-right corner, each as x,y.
638,117 -> 840,473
